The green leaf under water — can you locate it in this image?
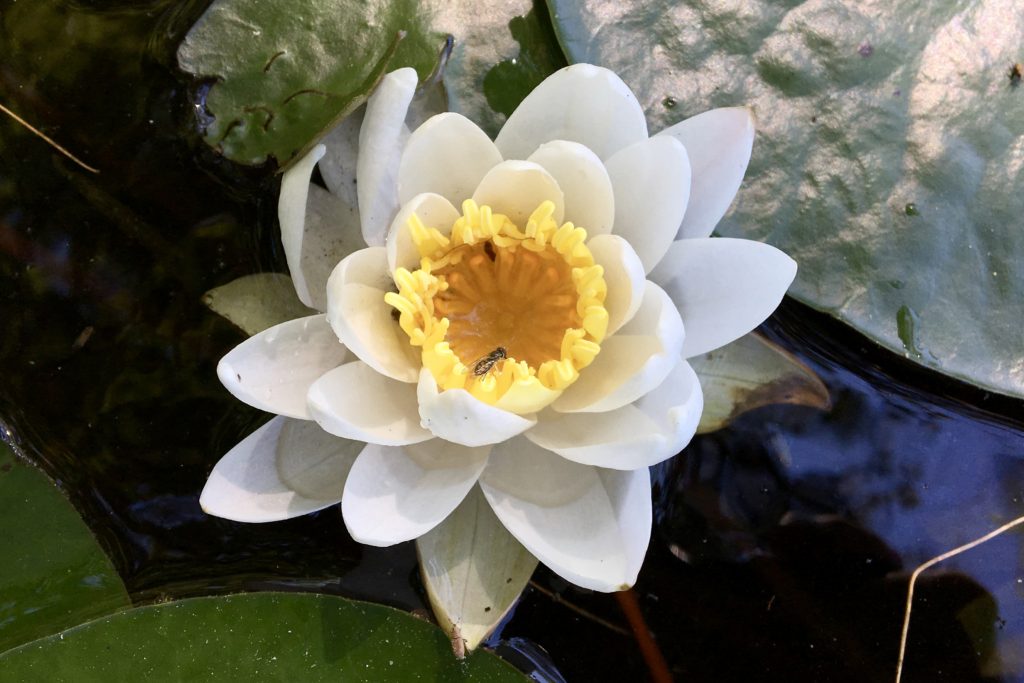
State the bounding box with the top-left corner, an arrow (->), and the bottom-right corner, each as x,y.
546,0 -> 1024,398
0,443 -> 130,653
177,0 -> 445,166
0,593 -> 527,681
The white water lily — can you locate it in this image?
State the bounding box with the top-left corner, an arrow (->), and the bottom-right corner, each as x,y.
201,64 -> 796,592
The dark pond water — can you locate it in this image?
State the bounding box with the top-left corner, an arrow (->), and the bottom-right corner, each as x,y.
2,1 -> 1023,681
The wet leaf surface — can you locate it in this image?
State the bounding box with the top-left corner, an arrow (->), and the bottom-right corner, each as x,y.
178,0 -> 444,166
0,592 -> 527,681
428,0 -> 567,137
546,0 -> 1024,399
0,444 -> 130,653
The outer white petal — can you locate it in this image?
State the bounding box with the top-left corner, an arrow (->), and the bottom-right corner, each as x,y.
308,361 -> 433,445
279,144 -> 324,308
471,160 -> 564,227
397,113 -> 503,208
587,234 -> 645,335
325,247 -> 419,382
650,237 -> 797,358
200,416 -> 361,522
319,109 -> 362,208
495,63 -> 648,161
417,368 -> 536,447
385,192 -> 460,274
298,185 -> 363,312
604,136 -> 691,274
479,438 -> 651,592
217,315 -> 346,420
553,282 -> 684,413
526,140 -> 615,236
357,68 -> 418,247
526,360 -> 703,469
341,440 -> 489,546
656,107 -> 755,239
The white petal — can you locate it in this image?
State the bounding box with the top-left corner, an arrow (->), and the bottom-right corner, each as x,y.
526,360 -> 703,469
385,192 -> 460,274
656,107 -> 755,239
200,416 -> 361,522
526,140 -> 614,236
308,361 -> 433,446
279,144 -> 325,308
397,113 -> 503,208
417,486 -> 538,651
417,368 -> 536,447
495,64 -> 648,161
553,282 -> 684,413
650,237 -> 797,358
297,185 -> 363,312
217,315 -> 346,420
341,440 -> 489,546
471,160 -> 564,227
479,438 -> 651,592
326,246 -> 419,382
586,234 -> 645,335
357,68 -> 418,247
319,109 -> 362,208
604,136 -> 691,274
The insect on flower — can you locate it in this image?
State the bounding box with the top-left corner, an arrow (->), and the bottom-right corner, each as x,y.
472,346 -> 507,376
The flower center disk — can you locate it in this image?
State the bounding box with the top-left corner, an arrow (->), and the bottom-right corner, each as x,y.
385,200 -> 609,414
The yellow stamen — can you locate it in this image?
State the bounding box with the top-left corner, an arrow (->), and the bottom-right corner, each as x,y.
386,199 -> 608,414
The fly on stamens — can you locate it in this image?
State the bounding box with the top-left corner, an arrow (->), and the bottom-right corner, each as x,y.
472,346 -> 507,376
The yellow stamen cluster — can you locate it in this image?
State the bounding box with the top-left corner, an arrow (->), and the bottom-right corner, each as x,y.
385,199 -> 608,414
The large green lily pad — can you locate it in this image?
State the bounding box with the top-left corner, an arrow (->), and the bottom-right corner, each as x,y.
178,0 -> 444,166
546,0 -> 1024,398
0,592 -> 527,681
431,1 -> 567,137
0,443 -> 130,653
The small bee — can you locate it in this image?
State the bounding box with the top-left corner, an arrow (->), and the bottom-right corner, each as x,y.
472,346 -> 507,376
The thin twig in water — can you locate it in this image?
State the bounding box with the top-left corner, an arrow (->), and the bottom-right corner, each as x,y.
0,101 -> 99,173
895,514 -> 1024,683
527,580 -> 630,636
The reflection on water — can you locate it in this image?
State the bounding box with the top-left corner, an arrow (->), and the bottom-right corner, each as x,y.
1,1 -> 1023,681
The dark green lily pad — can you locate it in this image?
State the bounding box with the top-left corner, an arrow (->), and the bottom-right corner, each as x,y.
0,592 -> 527,681
546,0 -> 1024,398
178,0 -> 444,166
0,443 -> 130,653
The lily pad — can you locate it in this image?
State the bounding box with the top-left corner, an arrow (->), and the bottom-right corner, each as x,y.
692,333 -> 830,434
432,1 -> 567,136
546,0 -> 1024,398
178,0 -> 444,166
0,593 -> 527,681
417,487 -> 537,651
0,443 -> 130,653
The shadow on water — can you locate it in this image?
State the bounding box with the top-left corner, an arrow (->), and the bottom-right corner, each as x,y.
0,1 -> 1023,681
